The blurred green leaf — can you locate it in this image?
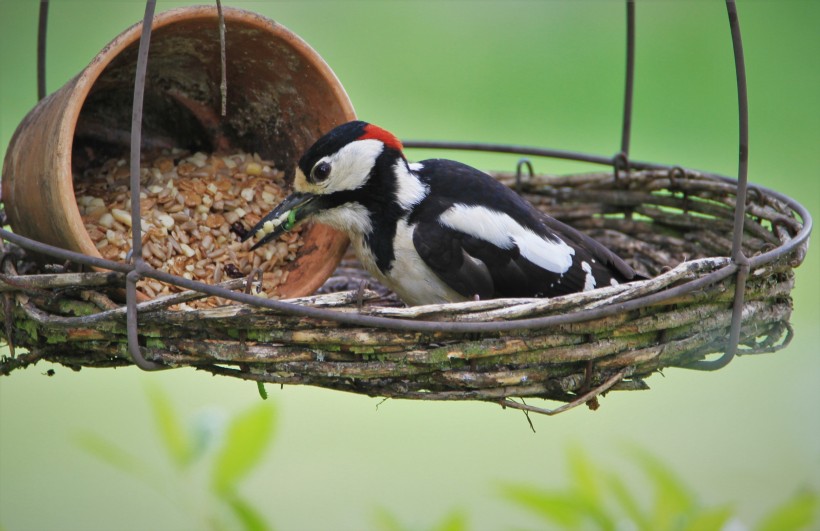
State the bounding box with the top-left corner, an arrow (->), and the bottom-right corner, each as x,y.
607,472 -> 648,530
75,387 -> 278,529
628,449 -> 694,530
567,447 -> 615,530
145,381 -> 193,469
500,447 -> 817,531
568,446 -> 600,503
74,431 -> 160,490
372,507 -> 467,531
500,484 -> 591,529
372,506 -> 407,531
211,401 -> 276,495
433,509 -> 468,531
683,505 -> 734,531
225,493 -> 272,531
755,490 -> 819,531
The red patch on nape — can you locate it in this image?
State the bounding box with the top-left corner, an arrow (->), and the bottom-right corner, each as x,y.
359,123 -> 404,152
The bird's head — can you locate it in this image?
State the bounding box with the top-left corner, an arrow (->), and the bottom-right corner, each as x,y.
244,120 -> 408,250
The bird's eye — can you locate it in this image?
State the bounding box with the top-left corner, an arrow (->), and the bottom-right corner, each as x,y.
311,161 -> 331,182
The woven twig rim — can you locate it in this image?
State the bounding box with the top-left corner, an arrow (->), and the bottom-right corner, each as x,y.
0,168 -> 807,413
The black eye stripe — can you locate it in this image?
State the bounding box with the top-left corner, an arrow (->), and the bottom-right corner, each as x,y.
311,161 -> 331,182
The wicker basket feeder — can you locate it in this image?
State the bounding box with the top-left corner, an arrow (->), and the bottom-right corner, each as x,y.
0,2 -> 813,416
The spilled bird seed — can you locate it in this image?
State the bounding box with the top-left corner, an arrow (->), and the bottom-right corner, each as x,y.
74,149 -> 306,308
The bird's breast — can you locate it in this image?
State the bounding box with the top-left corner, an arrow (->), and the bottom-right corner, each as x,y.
354,219 -> 465,305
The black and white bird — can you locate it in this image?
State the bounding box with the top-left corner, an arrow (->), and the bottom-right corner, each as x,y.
244,121 -> 642,306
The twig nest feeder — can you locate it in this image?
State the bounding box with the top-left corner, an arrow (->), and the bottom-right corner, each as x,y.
0,3 -> 813,415
1,167 -> 809,411
2,6 -> 354,299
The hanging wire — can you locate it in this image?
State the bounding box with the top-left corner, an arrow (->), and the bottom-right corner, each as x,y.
216,0 -> 227,116
37,0 -> 49,100
613,0 -> 636,179
514,158 -> 534,193
686,0 -> 751,371
126,0 -> 167,371
620,0 -> 636,158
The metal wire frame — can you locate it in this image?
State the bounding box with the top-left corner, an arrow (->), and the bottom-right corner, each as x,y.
2,0 -> 813,372
37,0 -> 48,101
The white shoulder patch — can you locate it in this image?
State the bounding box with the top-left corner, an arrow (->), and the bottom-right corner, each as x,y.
438,204 -> 575,274
393,161 -> 429,210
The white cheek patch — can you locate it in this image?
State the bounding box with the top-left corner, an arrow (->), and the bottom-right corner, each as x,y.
438,204 -> 575,274
320,139 -> 384,193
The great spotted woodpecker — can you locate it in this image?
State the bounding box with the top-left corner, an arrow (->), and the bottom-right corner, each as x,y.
245,121 -> 643,306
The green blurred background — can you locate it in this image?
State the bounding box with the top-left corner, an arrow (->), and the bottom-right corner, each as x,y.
1,1 -> 818,529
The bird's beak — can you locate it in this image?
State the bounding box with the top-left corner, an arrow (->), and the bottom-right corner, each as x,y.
243,192 -> 318,250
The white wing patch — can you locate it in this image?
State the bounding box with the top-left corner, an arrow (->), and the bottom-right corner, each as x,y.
581,261 -> 596,291
438,204 -> 575,274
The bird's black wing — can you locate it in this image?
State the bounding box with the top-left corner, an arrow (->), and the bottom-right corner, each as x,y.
412,217 -> 606,299
410,158 -> 642,299
411,221 -> 492,299
412,220 -> 527,299
538,214 -> 642,282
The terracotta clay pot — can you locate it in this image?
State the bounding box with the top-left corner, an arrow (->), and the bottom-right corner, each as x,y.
2,6 -> 354,298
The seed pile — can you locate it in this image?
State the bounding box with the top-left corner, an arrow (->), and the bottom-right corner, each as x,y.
75,150 -> 303,307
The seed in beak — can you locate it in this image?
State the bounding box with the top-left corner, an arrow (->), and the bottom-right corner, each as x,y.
285,209 -> 298,230
257,209 -> 293,237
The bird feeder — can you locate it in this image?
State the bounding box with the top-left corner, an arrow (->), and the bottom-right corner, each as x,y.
0,1 -> 812,416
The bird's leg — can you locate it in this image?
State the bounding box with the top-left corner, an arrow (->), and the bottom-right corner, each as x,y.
357,279 -> 368,311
